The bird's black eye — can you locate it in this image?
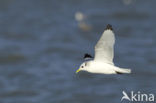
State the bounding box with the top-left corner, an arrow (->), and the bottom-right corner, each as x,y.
81,66 -> 84,68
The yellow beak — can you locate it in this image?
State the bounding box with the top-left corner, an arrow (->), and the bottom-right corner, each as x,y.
76,68 -> 81,73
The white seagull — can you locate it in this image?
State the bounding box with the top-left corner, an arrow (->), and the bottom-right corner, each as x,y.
76,24 -> 131,74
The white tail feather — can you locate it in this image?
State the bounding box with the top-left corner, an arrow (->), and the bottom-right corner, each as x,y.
115,68 -> 131,74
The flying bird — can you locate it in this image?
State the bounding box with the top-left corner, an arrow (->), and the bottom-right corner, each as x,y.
76,24 -> 131,74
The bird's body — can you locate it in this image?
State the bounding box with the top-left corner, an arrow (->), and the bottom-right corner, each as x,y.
76,24 -> 131,74
83,61 -> 116,74
80,60 -> 131,74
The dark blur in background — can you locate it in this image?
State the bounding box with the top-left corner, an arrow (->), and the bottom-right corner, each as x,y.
0,0 -> 156,103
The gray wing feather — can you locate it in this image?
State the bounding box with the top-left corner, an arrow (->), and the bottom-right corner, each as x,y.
94,29 -> 115,64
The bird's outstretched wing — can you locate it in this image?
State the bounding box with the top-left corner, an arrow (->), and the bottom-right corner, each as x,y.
94,24 -> 115,65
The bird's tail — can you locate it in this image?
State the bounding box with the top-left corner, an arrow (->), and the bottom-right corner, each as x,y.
115,67 -> 131,74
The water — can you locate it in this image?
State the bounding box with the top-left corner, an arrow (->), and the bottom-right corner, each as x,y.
0,0 -> 156,103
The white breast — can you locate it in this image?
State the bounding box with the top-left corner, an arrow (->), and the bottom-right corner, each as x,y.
87,61 -> 116,74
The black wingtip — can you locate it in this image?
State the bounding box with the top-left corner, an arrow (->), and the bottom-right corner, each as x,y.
115,71 -> 123,75
105,24 -> 113,30
84,53 -> 93,59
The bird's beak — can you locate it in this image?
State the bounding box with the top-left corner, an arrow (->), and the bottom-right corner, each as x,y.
76,68 -> 81,73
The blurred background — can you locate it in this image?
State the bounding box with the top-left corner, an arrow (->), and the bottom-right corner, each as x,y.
0,0 -> 156,103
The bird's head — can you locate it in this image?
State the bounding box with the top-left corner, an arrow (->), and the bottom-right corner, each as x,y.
76,62 -> 88,73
